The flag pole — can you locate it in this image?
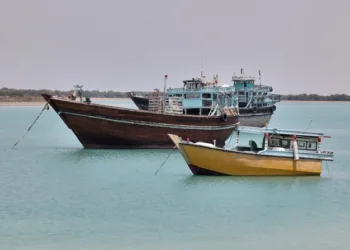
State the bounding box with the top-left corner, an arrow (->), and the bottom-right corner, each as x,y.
163,73 -> 168,113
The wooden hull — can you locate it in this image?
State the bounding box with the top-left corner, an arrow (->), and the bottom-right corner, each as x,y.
239,113 -> 272,127
125,92 -> 149,110
128,95 -> 274,127
173,141 -> 322,176
43,94 -> 239,149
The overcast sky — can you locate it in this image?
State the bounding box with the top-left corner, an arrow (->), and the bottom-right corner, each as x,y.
0,0 -> 349,94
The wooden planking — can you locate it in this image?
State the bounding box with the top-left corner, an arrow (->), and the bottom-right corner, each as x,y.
63,113 -> 235,149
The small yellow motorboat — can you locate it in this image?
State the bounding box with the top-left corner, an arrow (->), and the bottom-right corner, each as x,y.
168,127 -> 334,176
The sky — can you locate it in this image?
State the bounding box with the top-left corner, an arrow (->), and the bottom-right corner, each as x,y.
0,0 -> 349,94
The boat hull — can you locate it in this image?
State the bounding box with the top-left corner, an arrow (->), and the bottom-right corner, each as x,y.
176,143 -> 322,176
126,92 -> 149,110
43,95 -> 239,149
238,113 -> 272,127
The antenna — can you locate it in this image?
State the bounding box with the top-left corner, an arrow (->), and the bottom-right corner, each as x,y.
232,72 -> 236,81
200,55 -> 204,78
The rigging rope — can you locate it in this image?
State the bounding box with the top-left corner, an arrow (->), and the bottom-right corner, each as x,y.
154,146 -> 177,176
224,132 -> 234,149
11,103 -> 49,149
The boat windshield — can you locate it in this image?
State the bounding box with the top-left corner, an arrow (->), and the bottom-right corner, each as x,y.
236,131 -> 264,149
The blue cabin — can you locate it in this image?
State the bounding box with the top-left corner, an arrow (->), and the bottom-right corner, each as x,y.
166,69 -> 280,115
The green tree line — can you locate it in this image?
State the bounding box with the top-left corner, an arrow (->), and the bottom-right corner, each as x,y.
280,94 -> 350,101
1,88 -> 350,101
0,88 -> 153,98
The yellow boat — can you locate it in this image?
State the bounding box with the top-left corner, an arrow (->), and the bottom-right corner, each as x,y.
168,127 -> 334,176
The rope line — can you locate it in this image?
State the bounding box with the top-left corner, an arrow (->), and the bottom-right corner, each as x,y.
154,146 -> 177,176
11,103 -> 49,149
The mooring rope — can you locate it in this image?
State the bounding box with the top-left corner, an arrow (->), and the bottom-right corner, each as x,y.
225,132 -> 234,148
306,119 -> 313,131
325,161 -> 332,177
11,103 -> 49,149
154,146 -> 177,176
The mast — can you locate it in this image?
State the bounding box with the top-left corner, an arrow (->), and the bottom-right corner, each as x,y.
259,69 -> 262,87
163,74 -> 168,113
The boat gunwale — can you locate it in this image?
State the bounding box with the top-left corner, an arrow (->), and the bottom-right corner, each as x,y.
178,141 -> 334,161
47,95 -> 239,120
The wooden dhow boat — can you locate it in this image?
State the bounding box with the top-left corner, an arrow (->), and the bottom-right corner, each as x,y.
169,126 -> 334,176
42,86 -> 239,149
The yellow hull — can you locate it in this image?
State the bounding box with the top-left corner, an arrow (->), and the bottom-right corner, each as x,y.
177,143 -> 322,176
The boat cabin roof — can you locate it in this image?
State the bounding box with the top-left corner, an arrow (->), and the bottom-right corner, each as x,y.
237,126 -> 324,138
232,76 -> 256,81
183,78 -> 205,84
182,78 -> 207,89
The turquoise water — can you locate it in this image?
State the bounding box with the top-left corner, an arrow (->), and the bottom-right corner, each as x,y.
0,100 -> 349,250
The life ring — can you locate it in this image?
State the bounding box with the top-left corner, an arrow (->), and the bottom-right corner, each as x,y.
272,105 -> 276,111
220,113 -> 228,122
252,106 -> 257,113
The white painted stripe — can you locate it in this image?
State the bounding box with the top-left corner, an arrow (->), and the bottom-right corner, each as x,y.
58,111 -> 239,131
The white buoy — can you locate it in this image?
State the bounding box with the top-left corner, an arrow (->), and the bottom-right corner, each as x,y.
292,134 -> 299,160
264,132 -> 269,150
235,131 -> 240,147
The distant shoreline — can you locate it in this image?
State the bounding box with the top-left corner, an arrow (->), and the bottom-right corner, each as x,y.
0,97 -> 130,107
280,100 -> 350,103
1,98 -> 349,107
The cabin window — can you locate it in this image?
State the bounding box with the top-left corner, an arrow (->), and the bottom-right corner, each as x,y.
238,91 -> 245,95
184,93 -> 200,99
202,100 -> 212,106
202,93 -> 211,98
281,139 -> 290,148
298,141 -> 306,149
307,142 -> 317,150
269,139 -> 280,147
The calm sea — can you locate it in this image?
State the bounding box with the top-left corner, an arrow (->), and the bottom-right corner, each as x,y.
0,100 -> 349,250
